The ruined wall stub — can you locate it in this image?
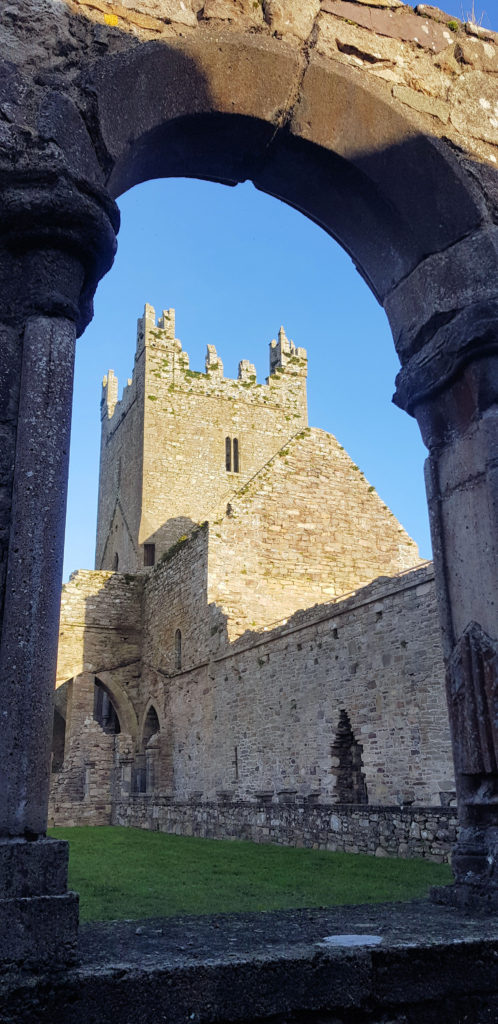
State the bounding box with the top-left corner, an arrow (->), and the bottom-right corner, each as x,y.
1,0 -> 498,963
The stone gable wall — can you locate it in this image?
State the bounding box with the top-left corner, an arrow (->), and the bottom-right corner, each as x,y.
142,522 -> 211,677
208,427 -> 421,638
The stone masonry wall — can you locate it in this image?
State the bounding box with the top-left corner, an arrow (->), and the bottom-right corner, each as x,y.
56,569 -> 143,712
208,427 -> 421,638
142,523 -> 210,683
96,360 -> 146,573
96,305 -> 308,572
27,1 -> 498,172
140,563 -> 454,806
115,796 -> 458,863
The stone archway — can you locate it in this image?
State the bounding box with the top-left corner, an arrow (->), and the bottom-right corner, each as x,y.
0,0 -> 497,964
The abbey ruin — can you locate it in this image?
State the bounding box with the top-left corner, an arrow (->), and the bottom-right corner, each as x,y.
1,0 -> 498,1016
49,304 -> 456,857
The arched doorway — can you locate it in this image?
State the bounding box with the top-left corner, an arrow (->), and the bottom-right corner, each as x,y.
0,11 -> 497,930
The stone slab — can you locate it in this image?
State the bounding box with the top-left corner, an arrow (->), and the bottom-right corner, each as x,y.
0,838 -> 69,898
4,903 -> 498,1021
320,0 -> 455,51
0,892 -> 79,967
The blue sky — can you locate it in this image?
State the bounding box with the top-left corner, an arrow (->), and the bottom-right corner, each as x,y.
64,176 -> 436,579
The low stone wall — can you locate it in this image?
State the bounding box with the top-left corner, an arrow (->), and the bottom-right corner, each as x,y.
114,796 -> 458,862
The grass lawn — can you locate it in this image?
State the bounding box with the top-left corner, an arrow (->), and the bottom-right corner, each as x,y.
49,826 -> 452,923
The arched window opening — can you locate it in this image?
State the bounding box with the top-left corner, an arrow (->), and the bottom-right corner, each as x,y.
225,437 -> 240,474
113,552 -> 119,571
330,709 -> 368,804
140,705 -> 161,794
93,679 -> 121,735
51,708 -> 66,773
175,628 -> 182,670
142,705 -> 160,749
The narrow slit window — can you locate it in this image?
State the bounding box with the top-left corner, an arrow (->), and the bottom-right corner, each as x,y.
175,629 -> 182,670
113,552 -> 119,571
225,436 -> 231,472
144,543 -> 155,567
233,438 -> 239,473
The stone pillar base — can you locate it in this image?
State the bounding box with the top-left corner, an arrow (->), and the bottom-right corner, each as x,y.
0,838 -> 78,966
0,892 -> 79,967
431,882 -> 498,914
431,826 -> 498,914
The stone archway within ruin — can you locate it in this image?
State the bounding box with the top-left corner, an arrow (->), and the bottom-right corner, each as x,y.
0,0 -> 497,966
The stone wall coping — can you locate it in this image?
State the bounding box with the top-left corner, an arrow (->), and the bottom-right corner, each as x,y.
126,795 -> 456,816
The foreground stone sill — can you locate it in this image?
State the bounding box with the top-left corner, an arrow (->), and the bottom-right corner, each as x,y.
3,902 -> 498,1022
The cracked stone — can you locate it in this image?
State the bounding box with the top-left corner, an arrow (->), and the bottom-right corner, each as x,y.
202,0 -> 264,26
392,83 -> 450,122
449,70 -> 498,145
264,0 -> 320,41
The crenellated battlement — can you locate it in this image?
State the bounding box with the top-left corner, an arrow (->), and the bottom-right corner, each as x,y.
135,303 -> 308,397
269,326 -> 307,378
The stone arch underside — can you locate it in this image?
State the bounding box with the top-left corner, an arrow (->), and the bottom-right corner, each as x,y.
89,35 -> 491,308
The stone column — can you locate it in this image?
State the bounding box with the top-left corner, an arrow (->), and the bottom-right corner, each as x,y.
0,173 -> 118,965
393,288 -> 498,910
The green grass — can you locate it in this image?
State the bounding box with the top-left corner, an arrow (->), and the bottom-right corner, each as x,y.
49,826 -> 452,923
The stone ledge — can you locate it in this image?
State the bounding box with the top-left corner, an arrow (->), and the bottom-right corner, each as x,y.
3,903 -> 498,1022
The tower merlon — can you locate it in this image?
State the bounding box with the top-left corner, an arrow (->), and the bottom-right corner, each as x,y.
101,369 -> 118,419
157,308 -> 176,339
269,326 -> 308,378
238,360 -> 257,383
205,344 -> 223,377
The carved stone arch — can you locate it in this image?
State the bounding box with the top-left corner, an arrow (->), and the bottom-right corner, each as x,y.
89,36 -> 488,309
91,670 -> 139,744
140,700 -> 162,752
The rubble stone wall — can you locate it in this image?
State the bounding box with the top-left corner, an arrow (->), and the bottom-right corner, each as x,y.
141,563 -> 454,805
114,795 -> 458,862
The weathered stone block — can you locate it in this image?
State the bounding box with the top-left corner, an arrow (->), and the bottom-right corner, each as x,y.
0,893 -> 78,967
0,838 -> 69,898
263,0 -> 320,42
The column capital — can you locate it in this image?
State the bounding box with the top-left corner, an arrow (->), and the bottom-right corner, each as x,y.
393,301 -> 498,436
0,169 -> 119,335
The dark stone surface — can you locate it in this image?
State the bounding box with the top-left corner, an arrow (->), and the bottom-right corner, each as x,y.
0,838 -> 69,897
0,891 -> 78,968
0,317 -> 77,840
3,902 -> 498,1022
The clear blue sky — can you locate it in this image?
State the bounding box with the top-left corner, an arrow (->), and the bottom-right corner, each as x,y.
64,176 -> 435,579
